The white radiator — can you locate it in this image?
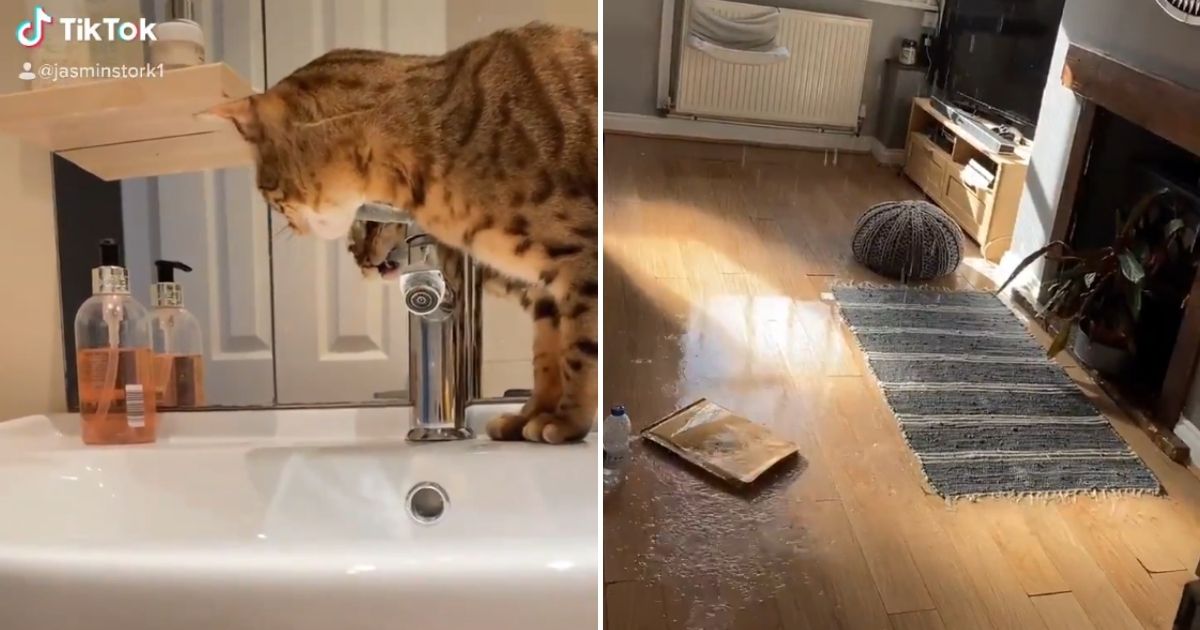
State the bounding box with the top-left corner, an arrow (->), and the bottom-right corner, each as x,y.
673,0 -> 873,131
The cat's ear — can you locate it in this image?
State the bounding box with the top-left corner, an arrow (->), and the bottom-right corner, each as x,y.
198,96 -> 262,142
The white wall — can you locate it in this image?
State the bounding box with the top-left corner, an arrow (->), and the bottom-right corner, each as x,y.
0,0 -> 66,420
999,24 -> 1078,288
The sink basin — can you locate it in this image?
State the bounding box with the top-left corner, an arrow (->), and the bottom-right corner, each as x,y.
0,405 -> 597,630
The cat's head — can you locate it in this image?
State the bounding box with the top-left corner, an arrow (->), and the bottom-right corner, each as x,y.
203,72 -> 380,240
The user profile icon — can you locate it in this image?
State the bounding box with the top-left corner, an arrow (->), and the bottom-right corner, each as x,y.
18,62 -> 36,81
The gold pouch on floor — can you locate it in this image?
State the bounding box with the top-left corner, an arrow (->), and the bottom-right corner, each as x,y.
641,398 -> 798,486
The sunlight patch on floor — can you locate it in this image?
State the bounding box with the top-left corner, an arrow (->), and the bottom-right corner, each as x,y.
606,198 -> 856,383
962,254 -> 1003,288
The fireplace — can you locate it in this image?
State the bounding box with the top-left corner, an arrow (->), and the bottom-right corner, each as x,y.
1043,45 -> 1200,460
1067,108 -> 1200,403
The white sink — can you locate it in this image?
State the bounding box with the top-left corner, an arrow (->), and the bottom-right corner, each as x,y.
0,405 -> 597,630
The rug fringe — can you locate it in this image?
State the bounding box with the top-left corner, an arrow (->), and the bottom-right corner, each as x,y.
945,487 -> 1161,503
829,280 -> 987,294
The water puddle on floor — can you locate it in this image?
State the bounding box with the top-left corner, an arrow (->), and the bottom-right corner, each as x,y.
608,441 -> 809,628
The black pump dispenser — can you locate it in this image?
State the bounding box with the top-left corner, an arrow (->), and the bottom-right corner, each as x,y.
92,238 -> 129,294
152,259 -> 193,308
154,260 -> 193,283
98,239 -> 121,266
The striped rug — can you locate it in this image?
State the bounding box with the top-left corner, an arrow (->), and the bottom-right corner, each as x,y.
833,286 -> 1160,499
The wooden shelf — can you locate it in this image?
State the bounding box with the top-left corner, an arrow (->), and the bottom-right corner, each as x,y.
0,63 -> 255,181
903,97 -> 1031,263
912,97 -> 1032,165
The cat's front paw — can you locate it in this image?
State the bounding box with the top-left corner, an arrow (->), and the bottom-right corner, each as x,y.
521,411 -> 591,444
486,413 -> 530,441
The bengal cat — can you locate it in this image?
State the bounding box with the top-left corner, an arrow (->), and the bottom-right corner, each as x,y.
206,23 -> 597,444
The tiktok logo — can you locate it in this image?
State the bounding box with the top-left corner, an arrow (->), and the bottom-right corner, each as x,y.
16,5 -> 53,48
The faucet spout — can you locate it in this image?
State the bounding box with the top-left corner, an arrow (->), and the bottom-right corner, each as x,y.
400,231 -> 481,442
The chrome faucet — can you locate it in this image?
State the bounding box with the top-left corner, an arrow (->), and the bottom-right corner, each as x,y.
357,204 -> 481,442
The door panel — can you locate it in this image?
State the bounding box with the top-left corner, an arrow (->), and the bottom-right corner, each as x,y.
122,0 -> 274,406
265,0 -> 446,404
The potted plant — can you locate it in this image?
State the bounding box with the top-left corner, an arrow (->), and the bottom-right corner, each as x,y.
998,187 -> 1196,376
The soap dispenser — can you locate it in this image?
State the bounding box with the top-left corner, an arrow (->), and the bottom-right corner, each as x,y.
74,239 -> 158,445
148,0 -> 206,69
150,260 -> 206,408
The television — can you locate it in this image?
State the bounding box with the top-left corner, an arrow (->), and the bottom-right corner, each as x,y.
933,0 -> 1067,139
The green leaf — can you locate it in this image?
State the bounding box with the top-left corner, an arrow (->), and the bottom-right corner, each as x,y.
996,241 -> 1074,293
1118,252 -> 1145,284
1166,218 -> 1186,240
1119,187 -> 1174,238
1039,283 -> 1069,317
1047,322 -> 1073,358
1128,283 -> 1143,319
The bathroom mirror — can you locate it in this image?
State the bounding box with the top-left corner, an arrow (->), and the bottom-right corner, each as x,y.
50,0 -> 597,410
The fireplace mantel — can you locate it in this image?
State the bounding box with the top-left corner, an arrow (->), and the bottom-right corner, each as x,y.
1062,44 -> 1200,158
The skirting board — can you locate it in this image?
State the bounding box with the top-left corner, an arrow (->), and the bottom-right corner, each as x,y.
1175,418 -> 1200,468
870,137 -> 906,166
604,111 -> 879,154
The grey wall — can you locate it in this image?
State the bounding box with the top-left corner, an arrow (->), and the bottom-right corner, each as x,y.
1003,0 -> 1200,429
1063,2 -> 1200,88
603,0 -> 663,115
603,0 -> 928,137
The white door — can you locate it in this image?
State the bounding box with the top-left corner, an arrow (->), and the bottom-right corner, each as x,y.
265,0 -> 447,404
122,0 -> 274,406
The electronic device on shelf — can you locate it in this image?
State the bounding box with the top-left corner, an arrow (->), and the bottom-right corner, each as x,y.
931,94 -> 957,119
958,116 -> 1018,155
929,94 -> 1020,155
931,0 -> 1067,140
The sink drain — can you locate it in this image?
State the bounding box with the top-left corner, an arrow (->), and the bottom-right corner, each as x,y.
406,482 -> 449,524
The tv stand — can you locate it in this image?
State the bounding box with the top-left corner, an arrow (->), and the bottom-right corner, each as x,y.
903,97 -> 1033,263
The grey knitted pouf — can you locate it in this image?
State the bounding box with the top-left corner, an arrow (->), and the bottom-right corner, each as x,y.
852,200 -> 963,281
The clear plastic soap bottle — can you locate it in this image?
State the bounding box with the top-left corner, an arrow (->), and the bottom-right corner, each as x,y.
74,239 -> 158,445
149,260 -> 206,408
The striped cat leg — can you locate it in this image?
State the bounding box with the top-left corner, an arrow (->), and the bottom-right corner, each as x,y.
523,292 -> 565,415
522,272 -> 597,444
486,289 -> 563,440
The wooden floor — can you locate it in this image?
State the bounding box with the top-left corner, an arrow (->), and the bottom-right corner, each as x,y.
602,135 -> 1200,630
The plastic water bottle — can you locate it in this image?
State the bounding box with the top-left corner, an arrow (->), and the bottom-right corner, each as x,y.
603,405 -> 631,493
